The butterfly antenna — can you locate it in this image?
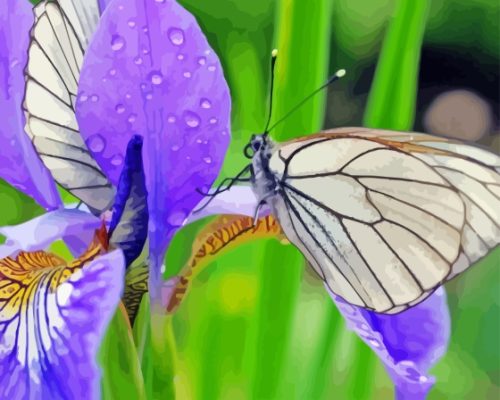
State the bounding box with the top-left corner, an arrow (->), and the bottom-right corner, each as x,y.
266,69 -> 346,133
263,49 -> 279,137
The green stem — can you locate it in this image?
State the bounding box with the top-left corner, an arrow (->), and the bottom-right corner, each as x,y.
364,0 -> 430,130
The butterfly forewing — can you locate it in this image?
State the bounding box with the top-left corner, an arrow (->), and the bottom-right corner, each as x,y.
24,0 -> 114,213
268,128 -> 499,313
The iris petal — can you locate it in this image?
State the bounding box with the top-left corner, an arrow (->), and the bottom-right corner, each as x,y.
76,0 -> 231,293
0,209 -> 101,259
0,0 -> 60,210
0,245 -> 125,400
329,287 -> 450,399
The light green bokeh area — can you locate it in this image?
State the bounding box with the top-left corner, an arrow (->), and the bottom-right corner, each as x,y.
5,0 -> 500,399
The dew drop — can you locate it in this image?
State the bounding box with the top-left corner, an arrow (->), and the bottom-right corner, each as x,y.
168,210 -> 187,226
145,93 -> 153,100
87,134 -> 106,153
203,156 -> 212,164
134,56 -> 143,65
142,26 -> 149,33
111,35 -> 125,51
128,19 -> 136,28
183,71 -> 191,78
150,71 -> 163,85
155,0 -> 165,3
128,114 -> 137,123
167,115 -> 176,123
115,104 -> 125,114
142,47 -> 150,55
200,98 -> 211,109
168,28 -> 184,46
196,138 -> 202,144
207,65 -> 216,72
111,154 -> 123,166
204,49 -> 211,55
183,111 -> 200,128
125,93 -> 132,99
171,145 -> 180,151
91,94 -> 99,102
177,54 -> 185,60
109,68 -> 117,76
140,83 -> 147,90
209,118 -> 217,124
197,57 -> 206,65
79,94 -> 88,103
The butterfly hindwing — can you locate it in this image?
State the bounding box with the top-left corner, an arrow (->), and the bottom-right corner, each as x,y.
24,0 -> 114,213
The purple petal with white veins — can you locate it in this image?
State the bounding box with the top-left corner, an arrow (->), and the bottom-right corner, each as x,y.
77,0 -> 231,290
0,249 -> 125,400
0,209 -> 100,258
0,0 -> 60,210
329,287 -> 450,399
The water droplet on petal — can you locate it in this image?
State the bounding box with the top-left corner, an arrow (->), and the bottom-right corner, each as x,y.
197,57 -> 206,65
150,71 -> 163,85
200,98 -> 212,109
221,130 -> 227,135
145,93 -> 153,100
140,83 -> 147,90
171,145 -> 180,151
196,138 -> 202,144
183,71 -> 191,78
168,210 -> 187,226
115,104 -> 125,114
125,93 -> 132,99
209,118 -> 217,124
155,0 -> 165,3
204,49 -> 211,55
91,94 -> 99,102
167,115 -> 176,123
111,154 -> 123,166
203,156 -> 212,164
109,68 -> 117,76
128,114 -> 137,123
87,134 -> 106,153
79,94 -> 88,103
177,54 -> 185,60
208,65 -> 216,72
134,56 -> 143,65
168,28 -> 184,46
111,35 -> 125,51
142,47 -> 150,55
184,111 -> 200,128
128,19 -> 136,28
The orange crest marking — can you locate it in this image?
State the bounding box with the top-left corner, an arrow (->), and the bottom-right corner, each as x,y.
166,214 -> 286,313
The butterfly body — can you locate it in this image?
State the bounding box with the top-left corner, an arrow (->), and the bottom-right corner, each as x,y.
249,128 -> 500,314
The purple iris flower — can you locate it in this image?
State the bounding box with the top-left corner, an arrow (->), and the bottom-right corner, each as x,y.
76,0 -> 231,301
2,0 -> 228,397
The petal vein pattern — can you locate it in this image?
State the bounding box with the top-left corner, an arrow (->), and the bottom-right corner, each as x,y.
0,241 -> 125,400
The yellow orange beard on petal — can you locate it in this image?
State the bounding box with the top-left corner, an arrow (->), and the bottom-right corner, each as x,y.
166,214 -> 287,314
0,224 -> 109,321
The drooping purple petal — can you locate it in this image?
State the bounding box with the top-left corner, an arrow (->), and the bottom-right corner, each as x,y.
0,209 -> 100,258
186,185 -> 264,225
329,287 -> 450,399
77,0 -> 231,292
109,135 -> 148,267
0,249 -> 125,400
0,0 -> 60,210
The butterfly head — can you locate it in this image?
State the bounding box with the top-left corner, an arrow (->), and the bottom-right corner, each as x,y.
244,133 -> 269,159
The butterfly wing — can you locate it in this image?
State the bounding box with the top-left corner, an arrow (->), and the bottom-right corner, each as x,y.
268,128 -> 499,314
24,0 -> 114,213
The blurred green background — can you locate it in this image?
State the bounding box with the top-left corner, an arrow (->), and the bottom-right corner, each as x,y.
4,0 -> 500,399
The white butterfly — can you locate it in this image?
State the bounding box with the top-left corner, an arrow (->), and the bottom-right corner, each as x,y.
247,127 -> 500,314
23,0 -> 114,213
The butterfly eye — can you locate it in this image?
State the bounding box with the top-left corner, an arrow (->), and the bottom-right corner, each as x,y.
252,141 -> 261,152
